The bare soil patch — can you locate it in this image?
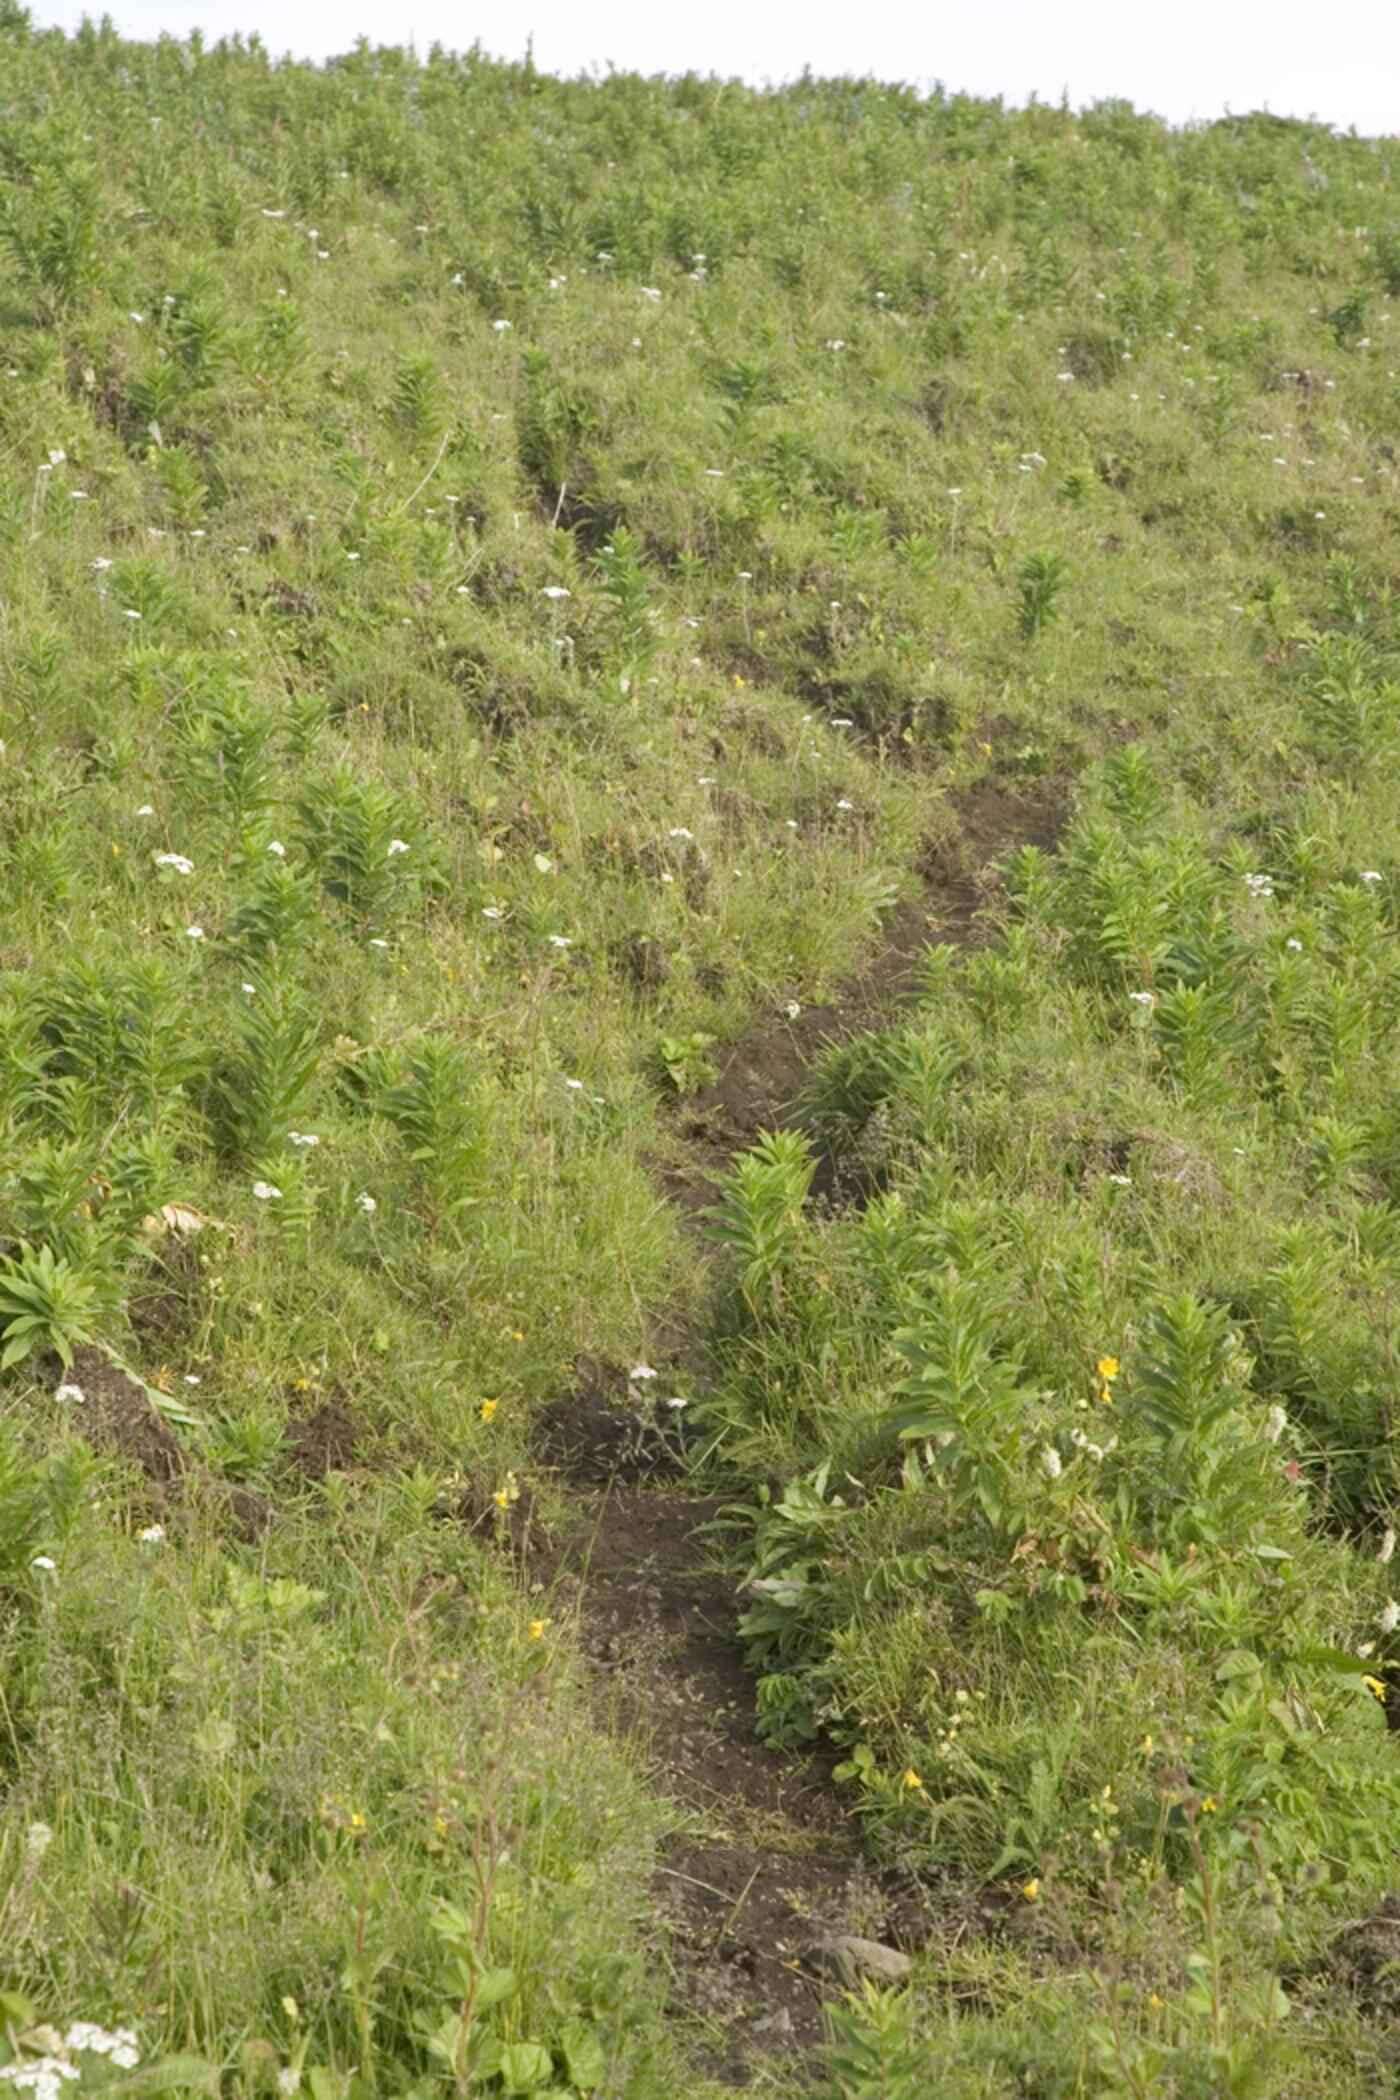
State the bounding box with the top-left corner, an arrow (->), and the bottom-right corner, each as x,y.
544,1488 -> 929,2080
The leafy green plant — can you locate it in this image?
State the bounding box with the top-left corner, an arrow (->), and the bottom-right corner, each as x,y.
1016,549 -> 1068,640
653,1030 -> 717,1097
0,1242 -> 101,1369
206,981 -> 321,1161
707,1129 -> 814,1315
379,1038 -> 487,1210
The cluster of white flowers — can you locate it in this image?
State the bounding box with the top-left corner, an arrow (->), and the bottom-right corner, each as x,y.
1128,990 -> 1155,1009
252,1180 -> 282,1202
356,1192 -> 377,1215
1244,872 -> 1275,900
0,2027 -> 140,2100
153,851 -> 194,876
1069,1427 -> 1118,1463
1263,1403 -> 1289,1443
1040,1445 -> 1063,1479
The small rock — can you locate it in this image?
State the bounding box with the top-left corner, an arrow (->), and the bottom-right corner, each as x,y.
805,1934 -> 912,1987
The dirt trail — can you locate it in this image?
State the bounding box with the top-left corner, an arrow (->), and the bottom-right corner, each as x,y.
540,776 -> 1068,2082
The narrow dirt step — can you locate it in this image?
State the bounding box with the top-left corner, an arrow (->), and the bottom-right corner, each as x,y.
545,1488 -> 925,2082
663,775 -> 1067,1222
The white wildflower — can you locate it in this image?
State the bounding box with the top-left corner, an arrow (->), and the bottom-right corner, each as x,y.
836,798 -> 855,811
356,1192 -> 377,1215
1129,990 -> 1155,1008
629,1363 -> 658,1383
287,1131 -> 319,1148
241,981 -> 257,995
138,1525 -> 166,1545
640,286 -> 662,302
135,802 -> 155,815
277,2071 -> 301,2098
491,318 -> 512,333
65,2027 -> 140,2069
563,1077 -> 585,1091
267,839 -> 286,857
1380,1527 -> 1397,1565
185,925 -> 205,940
481,906 -> 504,921
1041,1446 -> 1063,1479
540,585 -> 571,600
1380,1600 -> 1400,1635
546,934 -> 573,948
1244,872 -> 1275,899
0,2056 -> 79,2100
386,838 -> 410,857
55,1383 -> 85,1405
1286,937 -> 1303,952
667,826 -> 694,841
153,851 -> 194,875
26,1821 -> 53,1860
1264,1403 -> 1288,1443
783,1001 -> 802,1021
31,1556 -> 56,1572
251,1181 -> 282,1202
368,937 -> 389,948
1360,870 -> 1383,886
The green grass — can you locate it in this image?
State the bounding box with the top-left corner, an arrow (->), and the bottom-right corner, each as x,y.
2,14 -> 1400,2096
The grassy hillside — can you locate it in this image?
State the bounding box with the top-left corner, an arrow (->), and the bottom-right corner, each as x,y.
1,11 -> 1400,2095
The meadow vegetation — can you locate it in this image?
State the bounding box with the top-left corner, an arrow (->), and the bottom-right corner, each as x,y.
1,10 -> 1400,2093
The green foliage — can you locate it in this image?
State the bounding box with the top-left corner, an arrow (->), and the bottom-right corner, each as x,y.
206,980 -> 320,1161
378,1038 -> 487,1209
0,1242 -> 100,1368
1016,549 -> 1069,639
0,143 -> 102,315
3,32 -> 1400,2096
653,1029 -> 717,1097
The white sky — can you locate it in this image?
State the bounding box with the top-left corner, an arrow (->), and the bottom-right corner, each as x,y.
26,0 -> 1400,137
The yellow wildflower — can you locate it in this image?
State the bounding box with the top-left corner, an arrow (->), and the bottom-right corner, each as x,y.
479,1399 -> 499,1422
1097,1356 -> 1120,1382
1148,1992 -> 1164,2012
347,1809 -> 368,1836
493,1487 -> 510,1509
1140,1734 -> 1153,1755
1022,1878 -> 1041,1902
901,1768 -> 924,1791
528,1619 -> 548,1640
1363,1675 -> 1388,1702
1200,1795 -> 1218,1814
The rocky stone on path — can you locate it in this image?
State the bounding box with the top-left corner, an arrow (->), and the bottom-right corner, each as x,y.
803,1933 -> 913,1987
